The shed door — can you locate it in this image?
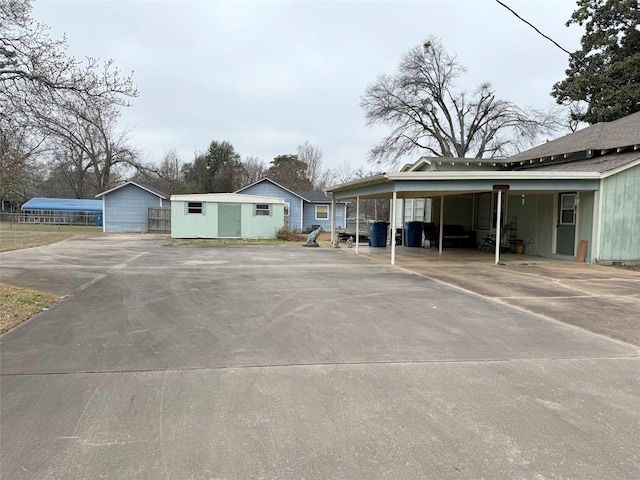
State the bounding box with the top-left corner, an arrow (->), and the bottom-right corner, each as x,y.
556,193 -> 576,256
218,203 -> 241,237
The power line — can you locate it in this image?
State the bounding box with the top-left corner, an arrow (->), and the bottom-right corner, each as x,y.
495,0 -> 573,56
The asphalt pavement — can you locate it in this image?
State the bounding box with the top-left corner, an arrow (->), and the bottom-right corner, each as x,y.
1,235 -> 639,479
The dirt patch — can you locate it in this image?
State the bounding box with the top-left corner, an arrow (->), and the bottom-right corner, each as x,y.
0,283 -> 58,334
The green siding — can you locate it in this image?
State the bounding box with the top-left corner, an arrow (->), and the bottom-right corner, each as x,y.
504,194 -> 554,257
576,191 -> 594,261
600,165 -> 640,262
171,201 -> 284,238
431,195 -> 473,229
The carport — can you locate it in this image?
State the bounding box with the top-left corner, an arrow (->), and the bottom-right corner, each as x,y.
326,170 -> 600,265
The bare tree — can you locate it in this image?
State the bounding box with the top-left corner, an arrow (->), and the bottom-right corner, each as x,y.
239,155 -> 267,186
296,140 -> 326,189
1,0 -> 138,197
361,36 -> 557,166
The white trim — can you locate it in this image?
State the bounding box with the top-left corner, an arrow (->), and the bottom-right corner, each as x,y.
552,194 -> 558,254
171,193 -> 284,204
595,179 -> 604,261
599,157 -> 640,178
355,196 -> 360,255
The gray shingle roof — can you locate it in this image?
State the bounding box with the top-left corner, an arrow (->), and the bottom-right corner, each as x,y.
508,111 -> 640,163
516,151 -> 640,173
294,190 -> 332,202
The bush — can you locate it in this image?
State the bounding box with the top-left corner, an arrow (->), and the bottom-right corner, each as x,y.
276,226 -> 306,242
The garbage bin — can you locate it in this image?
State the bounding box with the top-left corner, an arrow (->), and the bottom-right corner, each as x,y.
96,215 -> 102,227
369,221 -> 389,247
404,221 -> 423,247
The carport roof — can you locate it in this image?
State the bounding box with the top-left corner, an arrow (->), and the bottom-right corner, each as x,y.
325,170 -> 601,200
21,198 -> 103,212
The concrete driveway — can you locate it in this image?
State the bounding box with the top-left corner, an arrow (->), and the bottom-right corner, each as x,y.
1,236 -> 639,479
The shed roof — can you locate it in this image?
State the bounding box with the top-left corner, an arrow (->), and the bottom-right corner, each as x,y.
22,198 -> 103,213
171,193 -> 285,204
95,181 -> 169,199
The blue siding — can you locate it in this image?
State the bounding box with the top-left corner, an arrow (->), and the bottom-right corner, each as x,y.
238,180 -> 346,231
237,182 -> 303,229
104,185 -> 163,233
302,203 -> 346,232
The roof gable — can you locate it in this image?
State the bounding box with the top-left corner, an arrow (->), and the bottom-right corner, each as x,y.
95,181 -> 169,199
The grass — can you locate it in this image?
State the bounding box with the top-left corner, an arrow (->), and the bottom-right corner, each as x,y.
0,222 -> 102,252
0,222 -> 101,333
0,283 -> 58,334
167,232 -> 334,247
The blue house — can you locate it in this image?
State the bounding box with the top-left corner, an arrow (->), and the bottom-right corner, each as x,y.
235,178 -> 347,232
96,181 -> 170,233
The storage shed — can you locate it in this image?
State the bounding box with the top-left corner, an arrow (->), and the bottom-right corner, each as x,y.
171,193 -> 285,239
95,181 -> 169,233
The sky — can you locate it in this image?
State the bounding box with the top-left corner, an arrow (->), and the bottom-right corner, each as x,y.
32,0 -> 584,172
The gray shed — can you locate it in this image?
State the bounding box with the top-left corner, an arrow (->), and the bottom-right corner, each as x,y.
96,181 -> 170,233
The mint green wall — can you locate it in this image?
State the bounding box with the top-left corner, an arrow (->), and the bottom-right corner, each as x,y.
599,164 -> 640,262
171,201 -> 284,239
577,191 -> 594,261
505,194 -> 555,256
430,195 -> 473,229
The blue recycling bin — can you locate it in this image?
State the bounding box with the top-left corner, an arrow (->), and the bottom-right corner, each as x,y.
96,215 -> 103,227
369,221 -> 389,247
404,221 -> 423,247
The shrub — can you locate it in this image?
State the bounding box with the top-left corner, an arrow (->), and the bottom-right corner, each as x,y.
276,226 -> 306,242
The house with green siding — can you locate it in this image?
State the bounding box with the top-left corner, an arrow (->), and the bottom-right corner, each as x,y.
170,193 -> 285,239
325,111 -> 640,265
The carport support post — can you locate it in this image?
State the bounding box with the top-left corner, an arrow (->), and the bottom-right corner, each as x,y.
495,190 -> 502,265
355,196 -> 360,254
331,197 -> 336,245
438,195 -> 444,254
391,191 -> 397,266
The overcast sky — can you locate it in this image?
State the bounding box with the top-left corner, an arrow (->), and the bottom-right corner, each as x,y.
32,0 -> 583,172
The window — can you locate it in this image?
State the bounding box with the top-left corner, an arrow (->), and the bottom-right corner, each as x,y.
315,205 -> 329,220
473,193 -> 491,230
187,202 -> 203,214
560,193 -> 576,225
284,203 -> 290,217
255,204 -> 271,216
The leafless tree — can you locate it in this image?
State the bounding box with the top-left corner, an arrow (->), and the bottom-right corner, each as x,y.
296,141 -> 327,189
1,0 -> 139,197
239,155 -> 267,186
361,36 -> 557,166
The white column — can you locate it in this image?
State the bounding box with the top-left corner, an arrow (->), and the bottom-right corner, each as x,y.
495,190 -> 502,265
438,195 -> 444,254
355,196 -> 360,254
391,192 -> 397,266
331,197 -> 336,244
